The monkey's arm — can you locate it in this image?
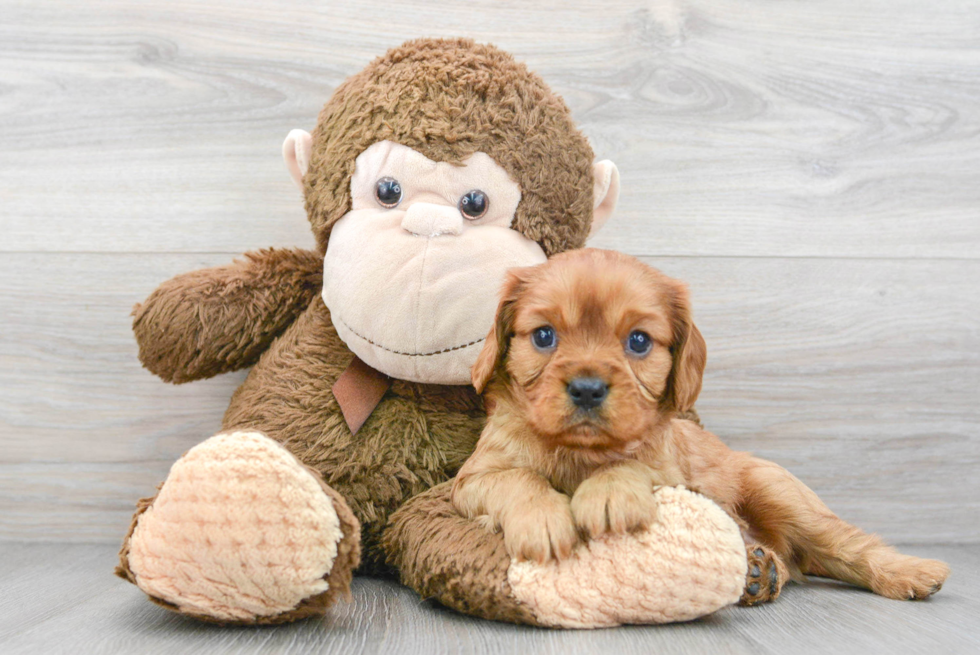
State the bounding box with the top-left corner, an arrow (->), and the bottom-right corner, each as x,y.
132,248 -> 322,383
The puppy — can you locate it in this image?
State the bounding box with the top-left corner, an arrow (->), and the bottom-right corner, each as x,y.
452,248 -> 949,604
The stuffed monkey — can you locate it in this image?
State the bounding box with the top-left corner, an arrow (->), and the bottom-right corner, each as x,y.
116,38 -> 747,627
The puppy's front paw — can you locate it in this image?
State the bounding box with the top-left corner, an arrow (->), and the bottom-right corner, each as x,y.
503,493 -> 578,564
571,474 -> 658,539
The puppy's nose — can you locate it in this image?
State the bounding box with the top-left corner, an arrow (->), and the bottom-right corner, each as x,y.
567,377 -> 608,410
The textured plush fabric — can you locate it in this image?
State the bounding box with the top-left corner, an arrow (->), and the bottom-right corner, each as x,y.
588,160 -> 620,238
119,431 -> 360,624
321,140 -> 547,384
132,248 -> 323,384
284,128 -> 313,190
304,38 -> 598,256
350,142 -> 524,229
384,481 -> 539,625
385,482 -> 747,627
124,248 -> 485,576
507,486 -> 748,627
220,299 -> 486,573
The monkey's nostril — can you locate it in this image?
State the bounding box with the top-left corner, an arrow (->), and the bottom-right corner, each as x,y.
567,377 -> 608,410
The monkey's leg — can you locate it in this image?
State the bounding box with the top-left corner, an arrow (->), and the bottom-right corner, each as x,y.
738,457 -> 949,601
116,431 -> 361,624
384,483 -> 751,627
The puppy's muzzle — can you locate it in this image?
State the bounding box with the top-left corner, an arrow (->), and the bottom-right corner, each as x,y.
567,377 -> 608,410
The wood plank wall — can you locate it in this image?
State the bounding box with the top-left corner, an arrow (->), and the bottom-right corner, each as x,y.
1,0 -> 978,543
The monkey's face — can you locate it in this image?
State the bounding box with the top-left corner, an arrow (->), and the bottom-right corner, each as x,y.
321,141 -> 547,384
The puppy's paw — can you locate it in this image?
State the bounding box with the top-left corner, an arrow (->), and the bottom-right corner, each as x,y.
739,544 -> 788,606
571,474 -> 658,540
502,493 -> 578,564
872,555 -> 949,600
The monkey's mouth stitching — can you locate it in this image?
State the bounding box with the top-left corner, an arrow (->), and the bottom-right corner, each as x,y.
337,318 -> 485,357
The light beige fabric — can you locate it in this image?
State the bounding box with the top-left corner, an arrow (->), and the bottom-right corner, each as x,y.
322,141 -> 547,384
283,128 -> 313,191
589,160 -> 619,238
508,486 -> 748,628
127,431 -> 343,621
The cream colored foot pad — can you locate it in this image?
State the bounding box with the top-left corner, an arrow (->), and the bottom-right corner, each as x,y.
508,485 -> 748,627
127,431 -> 342,621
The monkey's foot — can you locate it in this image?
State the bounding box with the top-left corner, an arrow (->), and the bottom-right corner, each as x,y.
116,431 -> 361,624
739,544 -> 787,606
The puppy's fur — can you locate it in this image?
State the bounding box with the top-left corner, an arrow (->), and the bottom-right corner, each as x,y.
452,248 -> 949,604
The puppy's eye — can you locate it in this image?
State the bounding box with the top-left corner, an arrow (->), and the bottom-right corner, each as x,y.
375,177 -> 402,208
531,326 -> 557,351
459,190 -> 489,219
626,330 -> 653,356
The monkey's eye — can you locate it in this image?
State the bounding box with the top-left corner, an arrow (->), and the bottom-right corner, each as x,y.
626,330 -> 653,356
532,326 -> 557,351
459,190 -> 489,219
375,177 -> 402,208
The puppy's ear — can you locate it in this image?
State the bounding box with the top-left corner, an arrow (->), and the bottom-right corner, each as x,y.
663,283 -> 707,413
471,268 -> 530,393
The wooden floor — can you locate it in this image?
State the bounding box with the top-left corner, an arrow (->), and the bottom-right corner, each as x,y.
0,542 -> 977,655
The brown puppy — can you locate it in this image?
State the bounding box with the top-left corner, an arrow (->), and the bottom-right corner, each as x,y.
452,248 -> 949,605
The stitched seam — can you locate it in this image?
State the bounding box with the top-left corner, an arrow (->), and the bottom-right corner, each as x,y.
338,317 -> 485,357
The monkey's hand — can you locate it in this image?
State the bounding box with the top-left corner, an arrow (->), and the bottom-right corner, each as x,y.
501,490 -> 578,564
133,248 -> 322,383
571,461 -> 664,539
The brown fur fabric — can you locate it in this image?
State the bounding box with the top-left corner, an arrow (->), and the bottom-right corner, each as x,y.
304,37 -> 597,257
383,482 -> 542,626
220,298 -> 486,573
133,248 -> 323,383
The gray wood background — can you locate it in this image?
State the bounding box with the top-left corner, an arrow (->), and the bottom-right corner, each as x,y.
1,0 -> 978,547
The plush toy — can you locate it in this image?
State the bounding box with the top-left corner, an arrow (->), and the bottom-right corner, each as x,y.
115,37 -> 748,628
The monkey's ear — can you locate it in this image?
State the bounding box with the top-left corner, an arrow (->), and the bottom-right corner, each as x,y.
471,268 -> 530,393
588,160 -> 620,239
283,129 -> 313,191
